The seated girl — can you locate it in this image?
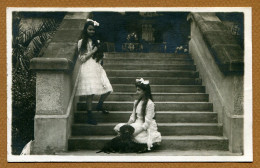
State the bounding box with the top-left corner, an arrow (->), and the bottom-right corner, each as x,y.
114,78 -> 162,151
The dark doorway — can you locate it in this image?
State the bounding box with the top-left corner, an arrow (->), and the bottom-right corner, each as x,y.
93,12 -> 190,53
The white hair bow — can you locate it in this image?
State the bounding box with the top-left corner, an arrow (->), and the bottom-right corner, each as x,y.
136,78 -> 149,85
86,19 -> 100,26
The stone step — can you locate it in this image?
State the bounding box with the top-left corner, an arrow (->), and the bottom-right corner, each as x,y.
80,93 -> 209,102
105,56 -> 192,61
77,101 -> 213,111
58,149 -> 241,156
108,77 -> 202,85
104,52 -> 191,59
103,58 -> 194,65
71,123 -> 223,136
68,135 -> 228,151
74,111 -> 217,123
111,84 -> 205,93
103,64 -> 196,70
106,70 -> 199,78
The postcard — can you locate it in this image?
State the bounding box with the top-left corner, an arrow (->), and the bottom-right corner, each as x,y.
7,7 -> 252,162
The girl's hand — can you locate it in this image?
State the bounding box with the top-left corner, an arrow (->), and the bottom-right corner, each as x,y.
79,46 -> 98,63
133,129 -> 144,137
79,53 -> 91,63
133,131 -> 140,137
79,55 -> 86,63
92,46 -> 98,53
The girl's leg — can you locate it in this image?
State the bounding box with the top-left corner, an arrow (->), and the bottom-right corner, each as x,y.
96,91 -> 111,114
86,94 -> 94,111
99,91 -> 111,103
86,94 -> 97,125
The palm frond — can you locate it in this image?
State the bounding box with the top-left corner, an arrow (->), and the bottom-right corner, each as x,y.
21,19 -> 57,47
12,16 -> 62,71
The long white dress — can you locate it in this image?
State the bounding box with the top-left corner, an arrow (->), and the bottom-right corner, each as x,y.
114,99 -> 162,150
76,39 -> 113,96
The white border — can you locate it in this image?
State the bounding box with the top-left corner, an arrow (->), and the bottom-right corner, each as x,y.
7,6 -> 12,161
7,7 -> 252,162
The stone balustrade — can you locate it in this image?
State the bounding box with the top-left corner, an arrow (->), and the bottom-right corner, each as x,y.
188,12 -> 244,74
188,12 -> 244,153
30,12 -> 90,154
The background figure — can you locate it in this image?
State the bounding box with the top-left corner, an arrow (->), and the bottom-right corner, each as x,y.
76,20 -> 113,125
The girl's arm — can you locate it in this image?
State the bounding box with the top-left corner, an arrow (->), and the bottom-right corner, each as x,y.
89,46 -> 98,55
127,101 -> 137,124
133,101 -> 155,136
79,46 -> 98,63
142,101 -> 155,130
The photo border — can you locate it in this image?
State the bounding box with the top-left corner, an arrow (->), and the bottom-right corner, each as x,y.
1,0 -> 258,167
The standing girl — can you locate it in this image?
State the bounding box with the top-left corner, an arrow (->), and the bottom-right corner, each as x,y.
76,19 -> 113,125
114,78 -> 161,151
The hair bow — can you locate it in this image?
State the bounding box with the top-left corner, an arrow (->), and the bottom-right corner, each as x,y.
136,78 -> 149,85
86,19 -> 100,26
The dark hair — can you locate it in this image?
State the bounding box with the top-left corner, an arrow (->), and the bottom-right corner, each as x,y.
79,21 -> 104,63
134,81 -> 154,122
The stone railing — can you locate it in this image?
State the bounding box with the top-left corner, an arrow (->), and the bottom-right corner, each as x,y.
188,12 -> 244,153
188,12 -> 244,74
30,12 -> 90,154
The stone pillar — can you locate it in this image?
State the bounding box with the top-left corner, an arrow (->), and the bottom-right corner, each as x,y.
30,12 -> 90,154
188,12 -> 244,153
33,69 -> 71,154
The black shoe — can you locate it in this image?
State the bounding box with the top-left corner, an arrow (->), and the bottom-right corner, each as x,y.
96,106 -> 109,114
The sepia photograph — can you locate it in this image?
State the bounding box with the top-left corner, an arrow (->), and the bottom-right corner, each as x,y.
6,7 -> 252,162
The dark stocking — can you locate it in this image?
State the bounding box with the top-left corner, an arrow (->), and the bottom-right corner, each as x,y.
86,95 -> 97,125
96,92 -> 111,114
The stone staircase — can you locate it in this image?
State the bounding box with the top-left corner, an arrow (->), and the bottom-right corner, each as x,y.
68,52 -> 228,152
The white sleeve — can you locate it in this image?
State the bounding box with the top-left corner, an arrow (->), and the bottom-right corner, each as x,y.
128,101 -> 137,124
142,100 -> 155,130
77,39 -> 83,52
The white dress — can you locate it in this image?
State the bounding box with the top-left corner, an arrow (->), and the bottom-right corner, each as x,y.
76,39 -> 113,96
114,99 -> 162,150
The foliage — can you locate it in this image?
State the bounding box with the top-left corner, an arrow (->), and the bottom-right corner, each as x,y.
11,12 -> 65,154
12,12 -> 62,72
12,67 -> 36,154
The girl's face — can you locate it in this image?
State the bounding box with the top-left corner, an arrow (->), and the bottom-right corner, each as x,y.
136,86 -> 145,99
86,25 -> 95,37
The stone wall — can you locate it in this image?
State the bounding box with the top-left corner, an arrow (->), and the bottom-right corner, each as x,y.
30,12 -> 90,154
188,12 -> 244,153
